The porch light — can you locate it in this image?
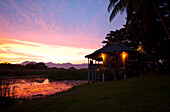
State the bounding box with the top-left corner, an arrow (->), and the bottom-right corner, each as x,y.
122,52 -> 127,59
101,53 -> 105,60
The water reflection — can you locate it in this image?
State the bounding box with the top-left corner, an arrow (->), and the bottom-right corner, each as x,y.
1,78 -> 87,99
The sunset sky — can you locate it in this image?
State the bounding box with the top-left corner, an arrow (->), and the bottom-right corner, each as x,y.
0,0 -> 126,64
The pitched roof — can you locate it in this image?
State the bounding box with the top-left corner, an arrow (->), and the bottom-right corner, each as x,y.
95,43 -> 132,53
85,43 -> 132,58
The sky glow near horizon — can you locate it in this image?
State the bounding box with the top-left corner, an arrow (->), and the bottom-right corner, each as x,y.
0,0 -> 126,64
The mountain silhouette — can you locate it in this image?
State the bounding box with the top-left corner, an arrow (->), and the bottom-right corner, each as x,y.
21,61 -> 87,69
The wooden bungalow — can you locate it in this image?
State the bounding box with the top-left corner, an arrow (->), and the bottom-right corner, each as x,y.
85,43 -> 143,83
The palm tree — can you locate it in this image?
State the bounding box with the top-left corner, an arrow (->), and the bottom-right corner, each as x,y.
108,0 -> 170,38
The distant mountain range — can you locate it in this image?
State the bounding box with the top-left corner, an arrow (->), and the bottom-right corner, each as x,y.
21,61 -> 88,69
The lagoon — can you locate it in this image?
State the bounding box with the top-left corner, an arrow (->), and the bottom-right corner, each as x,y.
0,76 -> 87,99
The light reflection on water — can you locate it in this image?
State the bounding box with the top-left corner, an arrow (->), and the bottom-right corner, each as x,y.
1,78 -> 87,99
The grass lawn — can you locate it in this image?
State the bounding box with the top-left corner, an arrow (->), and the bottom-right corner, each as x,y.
2,75 -> 170,112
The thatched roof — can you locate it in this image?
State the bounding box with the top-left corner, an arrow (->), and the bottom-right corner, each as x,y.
95,43 -> 132,53
85,43 -> 132,58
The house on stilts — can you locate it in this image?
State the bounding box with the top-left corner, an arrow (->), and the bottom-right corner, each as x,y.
85,42 -> 143,83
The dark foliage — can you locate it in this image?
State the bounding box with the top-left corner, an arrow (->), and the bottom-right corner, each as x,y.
107,0 -> 170,73
0,62 -> 47,69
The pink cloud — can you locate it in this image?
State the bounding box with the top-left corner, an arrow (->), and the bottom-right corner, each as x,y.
0,0 -> 105,50
0,27 -> 101,49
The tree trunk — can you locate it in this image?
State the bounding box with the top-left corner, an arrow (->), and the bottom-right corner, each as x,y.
154,2 -> 170,38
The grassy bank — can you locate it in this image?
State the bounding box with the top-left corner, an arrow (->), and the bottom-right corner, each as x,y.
2,75 -> 170,112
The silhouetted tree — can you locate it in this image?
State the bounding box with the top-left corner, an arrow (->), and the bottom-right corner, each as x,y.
102,27 -> 143,50
25,63 -> 36,69
108,0 -> 170,72
36,62 -> 47,69
108,0 -> 170,38
69,67 -> 76,70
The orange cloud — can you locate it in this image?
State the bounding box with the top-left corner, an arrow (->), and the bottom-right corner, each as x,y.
0,38 -> 95,64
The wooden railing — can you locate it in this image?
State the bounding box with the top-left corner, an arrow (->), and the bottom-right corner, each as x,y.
89,64 -> 103,69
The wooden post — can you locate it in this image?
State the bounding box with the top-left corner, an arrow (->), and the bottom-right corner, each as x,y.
105,70 -> 107,81
115,57 -> 118,80
107,70 -> 108,81
124,69 -> 126,80
98,70 -> 100,79
106,70 -> 108,81
102,72 -> 105,82
108,70 -> 109,80
95,71 -> 97,82
92,71 -> 94,83
124,59 -> 127,80
140,60 -> 143,76
114,69 -> 116,80
88,58 -> 90,83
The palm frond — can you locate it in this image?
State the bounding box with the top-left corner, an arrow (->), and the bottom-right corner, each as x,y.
119,0 -> 127,13
108,0 -> 119,12
109,1 -> 122,22
109,0 -> 129,22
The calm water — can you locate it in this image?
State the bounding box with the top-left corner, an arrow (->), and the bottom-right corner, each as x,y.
0,76 -> 87,99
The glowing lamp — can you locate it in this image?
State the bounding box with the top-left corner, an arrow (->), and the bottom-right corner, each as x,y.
101,53 -> 105,60
122,52 -> 127,59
